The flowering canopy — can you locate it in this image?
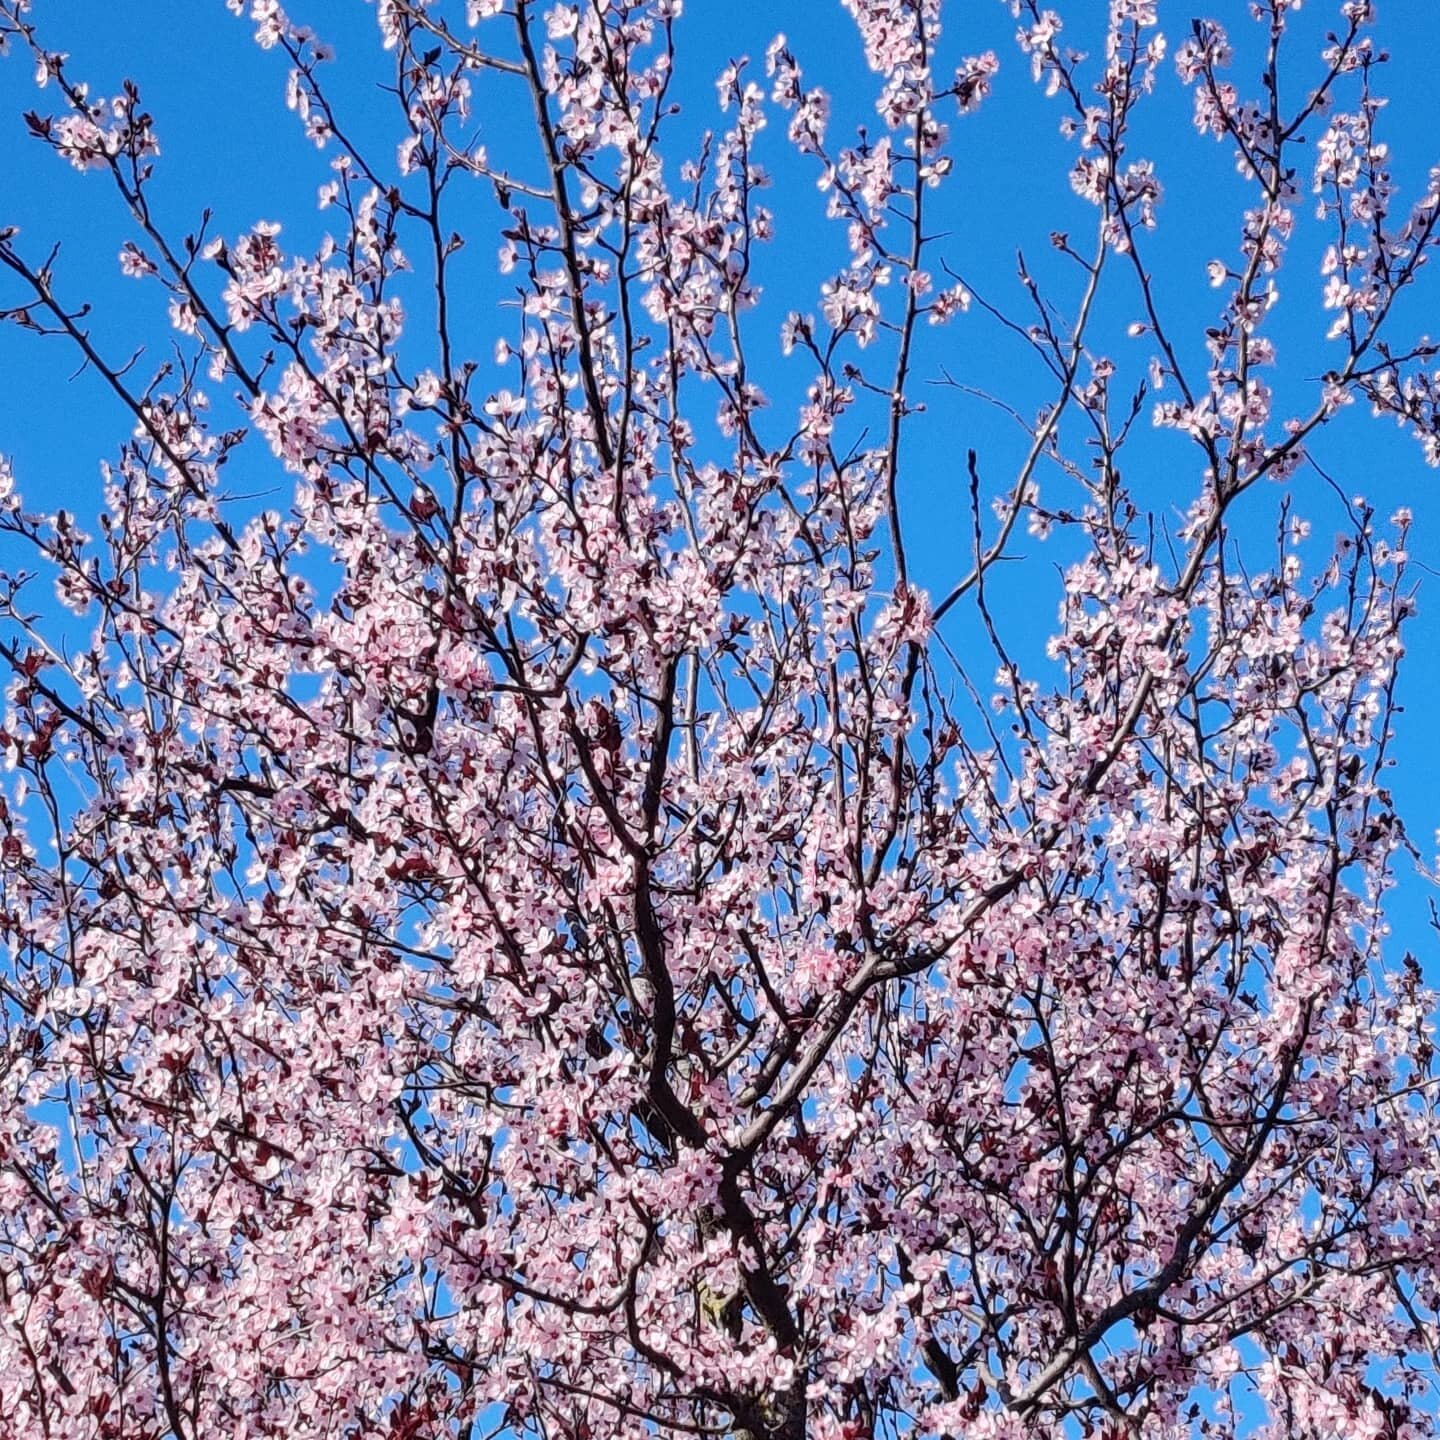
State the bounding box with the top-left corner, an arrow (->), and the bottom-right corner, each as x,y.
1,1 -> 1439,1438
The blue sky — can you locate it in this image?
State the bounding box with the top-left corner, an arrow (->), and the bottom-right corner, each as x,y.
3,0 -> 1440,965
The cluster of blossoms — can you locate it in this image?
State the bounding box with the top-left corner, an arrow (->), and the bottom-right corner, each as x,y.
0,1 -> 1439,1439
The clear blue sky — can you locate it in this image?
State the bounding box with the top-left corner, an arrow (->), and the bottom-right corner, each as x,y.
3,0 -> 1440,961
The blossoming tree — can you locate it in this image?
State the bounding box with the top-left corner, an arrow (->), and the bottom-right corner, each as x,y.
1,0 -> 1439,1436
